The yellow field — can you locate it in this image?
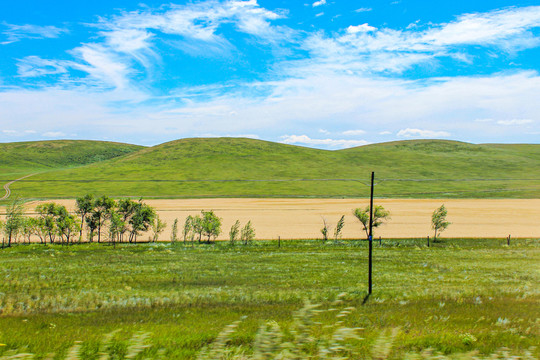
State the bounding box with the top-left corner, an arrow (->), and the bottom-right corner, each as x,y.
22,198 -> 540,240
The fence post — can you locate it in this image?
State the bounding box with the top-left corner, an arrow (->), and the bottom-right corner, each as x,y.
379,236 -> 381,245
278,236 -> 281,248
507,234 -> 511,246
427,236 -> 430,248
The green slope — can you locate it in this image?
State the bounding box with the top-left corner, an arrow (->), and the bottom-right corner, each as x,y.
0,140 -> 145,178
9,138 -> 540,199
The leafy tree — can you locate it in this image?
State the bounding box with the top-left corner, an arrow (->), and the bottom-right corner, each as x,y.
75,194 -> 94,241
201,210 -> 221,243
117,198 -> 138,242
334,215 -> 345,242
152,214 -> 167,242
353,205 -> 390,240
240,221 -> 255,245
55,205 -> 80,245
171,218 -> 178,243
320,217 -> 330,242
432,204 -> 451,240
128,201 -> 155,243
229,220 -> 240,245
108,210 -> 125,246
93,195 -> 116,243
183,215 -> 194,245
192,215 -> 204,243
4,199 -> 25,247
33,217 -> 48,244
21,217 -> 35,244
36,202 -> 59,244
86,213 -> 100,242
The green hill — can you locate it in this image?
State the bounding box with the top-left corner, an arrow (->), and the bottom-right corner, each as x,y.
7,138 -> 540,199
0,140 -> 145,178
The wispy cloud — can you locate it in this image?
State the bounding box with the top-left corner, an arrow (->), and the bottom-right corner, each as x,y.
355,8 -> 372,13
397,128 -> 451,138
42,131 -> 67,138
342,129 -> 366,136
281,135 -> 369,149
2,23 -> 67,44
302,6 -> 540,73
312,0 -> 326,7
497,119 -> 534,125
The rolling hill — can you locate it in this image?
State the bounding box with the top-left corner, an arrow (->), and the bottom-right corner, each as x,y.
6,138 -> 540,199
0,140 -> 145,178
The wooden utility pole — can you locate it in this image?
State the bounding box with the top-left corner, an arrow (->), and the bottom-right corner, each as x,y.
368,171 -> 374,295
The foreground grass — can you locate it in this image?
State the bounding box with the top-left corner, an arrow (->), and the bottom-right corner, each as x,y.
0,239 -> 538,359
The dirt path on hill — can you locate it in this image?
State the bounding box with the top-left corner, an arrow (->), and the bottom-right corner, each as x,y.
22,198 -> 540,240
1,174 -> 37,201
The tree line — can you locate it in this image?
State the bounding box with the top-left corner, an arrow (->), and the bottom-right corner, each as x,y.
0,195 -> 165,247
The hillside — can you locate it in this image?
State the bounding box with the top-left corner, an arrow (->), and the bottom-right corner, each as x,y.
0,140 -> 145,178
7,138 -> 540,199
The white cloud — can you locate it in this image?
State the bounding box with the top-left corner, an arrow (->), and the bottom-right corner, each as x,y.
315,12 -> 325,18
397,128 -> 451,138
2,23 -> 67,44
302,6 -> 540,74
347,23 -> 377,33
2,130 -> 17,134
379,131 -> 392,135
281,135 -> 369,149
497,119 -> 534,125
42,131 -> 66,137
342,129 -> 365,135
17,56 -> 69,77
355,8 -> 372,13
312,0 -> 326,7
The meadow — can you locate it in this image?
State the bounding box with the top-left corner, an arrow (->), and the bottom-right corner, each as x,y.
0,239 -> 538,359
5,138 -> 540,200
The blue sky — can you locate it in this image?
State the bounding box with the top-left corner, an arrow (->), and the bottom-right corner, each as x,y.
1,0 -> 539,148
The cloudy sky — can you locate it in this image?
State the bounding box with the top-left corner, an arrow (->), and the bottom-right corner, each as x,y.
1,0 -> 539,148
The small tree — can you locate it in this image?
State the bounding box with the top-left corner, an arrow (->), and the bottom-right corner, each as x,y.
128,201 -> 155,243
201,210 -> 221,243
432,204 -> 451,240
4,199 -> 25,247
21,217 -> 36,244
55,205 -> 80,245
117,198 -> 138,242
75,194 -> 94,241
320,217 -> 330,242
86,212 -> 100,243
171,218 -> 179,243
192,215 -> 203,243
36,202 -> 59,244
108,210 -> 125,246
334,215 -> 345,242
353,205 -> 390,240
240,221 -> 255,245
93,195 -> 116,243
183,215 -> 194,245
229,220 -> 240,245
152,214 -> 167,242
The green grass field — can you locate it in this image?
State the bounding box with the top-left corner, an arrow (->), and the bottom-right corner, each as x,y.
0,140 -> 144,179
5,138 -> 540,199
0,239 -> 538,359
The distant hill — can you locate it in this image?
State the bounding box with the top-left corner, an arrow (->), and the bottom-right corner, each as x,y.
6,138 -> 540,199
0,140 -> 144,177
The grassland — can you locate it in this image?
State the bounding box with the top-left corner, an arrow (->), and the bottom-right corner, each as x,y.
0,239 -> 538,359
7,138 -> 540,199
0,140 -> 144,179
